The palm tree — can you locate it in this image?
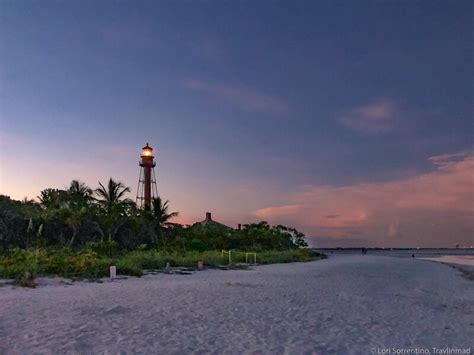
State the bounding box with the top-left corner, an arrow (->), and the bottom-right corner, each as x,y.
149,196 -> 179,250
38,188 -> 64,209
94,178 -> 133,241
68,180 -> 93,202
151,196 -> 179,226
94,178 -> 133,216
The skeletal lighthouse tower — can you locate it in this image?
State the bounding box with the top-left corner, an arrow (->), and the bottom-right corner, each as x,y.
136,143 -> 158,209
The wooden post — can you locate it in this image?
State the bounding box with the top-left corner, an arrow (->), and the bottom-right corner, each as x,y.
197,261 -> 203,270
110,266 -> 116,279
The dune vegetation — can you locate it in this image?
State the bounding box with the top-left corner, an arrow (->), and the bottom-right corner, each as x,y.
0,179 -> 318,284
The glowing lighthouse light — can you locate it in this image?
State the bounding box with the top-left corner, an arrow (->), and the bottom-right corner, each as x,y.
141,143 -> 154,157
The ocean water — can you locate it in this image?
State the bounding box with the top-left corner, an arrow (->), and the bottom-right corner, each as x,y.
315,248 -> 474,269
315,248 -> 474,258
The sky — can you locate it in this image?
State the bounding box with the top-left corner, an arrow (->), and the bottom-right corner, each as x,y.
0,0 -> 472,247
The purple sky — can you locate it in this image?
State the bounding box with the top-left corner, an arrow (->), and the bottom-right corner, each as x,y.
0,1 -> 472,247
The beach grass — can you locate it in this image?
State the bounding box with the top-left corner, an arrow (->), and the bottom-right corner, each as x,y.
0,248 -> 320,282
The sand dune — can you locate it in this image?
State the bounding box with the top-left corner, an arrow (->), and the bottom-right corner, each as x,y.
1,255 -> 473,354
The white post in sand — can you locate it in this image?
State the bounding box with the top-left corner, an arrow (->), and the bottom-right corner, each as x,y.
110,266 -> 116,279
197,261 -> 203,270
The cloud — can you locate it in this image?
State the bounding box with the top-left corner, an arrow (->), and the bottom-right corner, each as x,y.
254,151 -> 474,247
184,79 -> 290,114
387,221 -> 399,237
338,98 -> 396,135
428,151 -> 471,167
255,204 -> 300,218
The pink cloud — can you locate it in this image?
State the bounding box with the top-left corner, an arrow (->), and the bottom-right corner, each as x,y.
256,204 -> 301,218
254,151 -> 474,247
338,98 -> 395,135
184,79 -> 290,114
387,221 -> 399,237
428,151 -> 471,167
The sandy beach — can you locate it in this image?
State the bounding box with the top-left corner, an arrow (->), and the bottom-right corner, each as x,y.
1,255 -> 473,354
418,255 -> 474,266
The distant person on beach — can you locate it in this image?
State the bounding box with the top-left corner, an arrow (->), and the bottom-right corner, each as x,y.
362,248 -> 367,255
412,253 -> 415,258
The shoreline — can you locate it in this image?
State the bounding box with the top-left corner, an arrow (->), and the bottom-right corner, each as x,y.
416,255 -> 474,266
416,257 -> 474,281
316,249 -> 474,281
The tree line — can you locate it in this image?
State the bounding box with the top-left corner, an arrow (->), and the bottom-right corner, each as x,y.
0,178 -> 307,255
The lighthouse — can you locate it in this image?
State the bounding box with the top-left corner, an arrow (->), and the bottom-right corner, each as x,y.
136,143 -> 158,209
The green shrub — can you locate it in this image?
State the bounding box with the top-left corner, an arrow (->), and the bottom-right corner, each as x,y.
257,249 -> 319,264
117,251 -> 164,271
113,250 -> 225,273
0,248 -> 319,284
115,257 -> 144,277
185,239 -> 207,252
86,240 -> 121,257
0,248 -> 111,280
